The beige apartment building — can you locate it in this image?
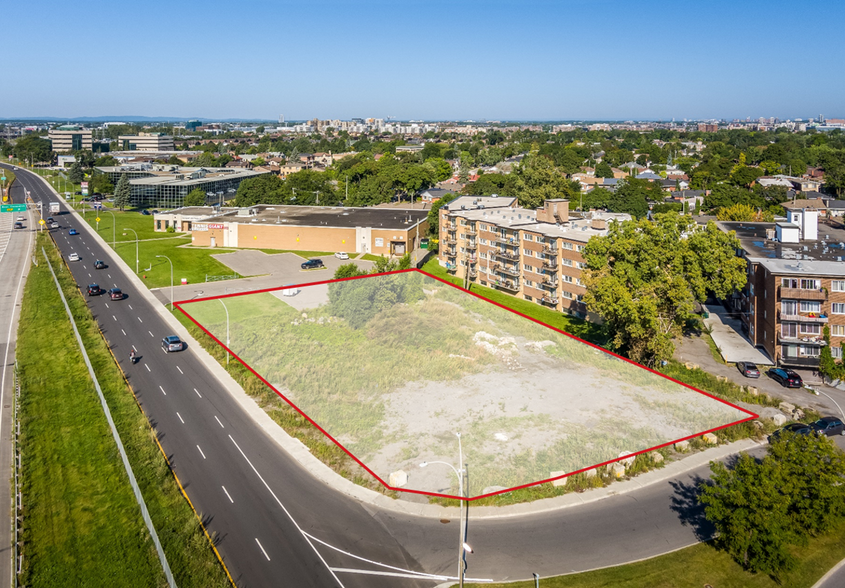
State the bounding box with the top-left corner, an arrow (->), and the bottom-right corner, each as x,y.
438,196 -> 630,318
48,126 -> 93,152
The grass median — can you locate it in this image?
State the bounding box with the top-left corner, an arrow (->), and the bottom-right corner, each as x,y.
17,233 -> 230,587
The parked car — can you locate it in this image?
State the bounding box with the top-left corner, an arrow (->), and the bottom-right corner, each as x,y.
94,260 -> 106,269
140,210 -> 151,216
812,416 -> 845,437
14,222 -> 23,230
87,284 -> 103,296
768,368 -> 803,388
769,422 -> 815,443
161,336 -> 184,353
301,258 -> 324,270
335,252 -> 349,260
68,252 -> 80,262
68,228 -> 78,235
108,288 -> 123,300
737,361 -> 761,378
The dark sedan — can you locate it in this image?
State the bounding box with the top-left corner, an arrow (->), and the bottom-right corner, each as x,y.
87,284 -> 104,296
94,260 -> 106,269
737,361 -> 760,378
769,422 -> 815,443
812,416 -> 845,437
108,288 -> 124,301
768,368 -> 803,388
301,258 -> 324,270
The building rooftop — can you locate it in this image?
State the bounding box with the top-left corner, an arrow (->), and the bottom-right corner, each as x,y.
200,205 -> 429,230
747,257 -> 845,277
720,221 -> 845,263
443,195 -> 517,210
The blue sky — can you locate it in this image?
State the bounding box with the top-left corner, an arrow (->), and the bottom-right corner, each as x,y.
3,0 -> 843,121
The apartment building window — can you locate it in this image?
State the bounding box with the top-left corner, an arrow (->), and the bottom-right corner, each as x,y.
562,275 -> 573,283
782,323 -> 798,338
561,258 -> 573,267
782,278 -> 821,289
525,280 -> 533,287
801,301 -> 821,313
782,301 -> 798,315
523,248 -> 531,255
524,264 -> 532,272
576,278 -> 584,286
575,245 -> 584,252
800,345 -> 821,357
833,347 -> 843,359
833,303 -> 845,315
480,252 -> 487,259
561,242 -> 573,250
832,280 -> 845,292
576,261 -> 586,269
460,260 -> 466,266
832,325 -> 845,336
800,324 -> 821,335
524,295 -> 532,301
561,290 -> 573,299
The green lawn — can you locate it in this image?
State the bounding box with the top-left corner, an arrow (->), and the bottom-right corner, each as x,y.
468,520 -> 845,588
77,207 -> 163,242
18,234 -> 229,587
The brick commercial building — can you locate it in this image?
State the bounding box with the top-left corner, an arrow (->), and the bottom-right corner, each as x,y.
438,196 -> 630,318
725,210 -> 845,368
156,205 -> 429,257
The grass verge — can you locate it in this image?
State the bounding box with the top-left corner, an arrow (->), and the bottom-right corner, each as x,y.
18,233 -> 230,586
467,517 -> 845,588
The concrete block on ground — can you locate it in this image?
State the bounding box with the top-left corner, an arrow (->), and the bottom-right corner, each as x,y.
685,361 -> 692,369
549,471 -> 567,487
584,468 -> 597,479
702,432 -> 718,444
779,402 -> 796,415
611,463 -> 626,478
770,413 -> 787,426
389,470 -> 408,488
792,408 -> 805,420
674,440 -> 690,452
651,452 -> 664,464
747,386 -> 759,396
618,451 -> 636,467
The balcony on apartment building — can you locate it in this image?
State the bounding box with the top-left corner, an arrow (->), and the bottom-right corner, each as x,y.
542,258 -> 559,271
777,310 -> 829,324
491,249 -> 519,261
464,226 -> 477,236
541,294 -> 559,306
464,241 -> 478,250
777,333 -> 826,346
495,235 -> 520,247
778,355 -> 820,368
493,278 -> 520,292
540,276 -> 559,288
445,262 -> 458,273
445,249 -> 456,258
495,263 -> 521,277
442,235 -> 457,246
779,286 -> 828,301
468,269 -> 478,279
542,243 -> 558,255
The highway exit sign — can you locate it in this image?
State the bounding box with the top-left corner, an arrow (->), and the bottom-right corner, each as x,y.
0,204 -> 26,213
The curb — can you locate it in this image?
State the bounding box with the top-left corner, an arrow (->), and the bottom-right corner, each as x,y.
33,171 -> 767,520
812,556 -> 845,588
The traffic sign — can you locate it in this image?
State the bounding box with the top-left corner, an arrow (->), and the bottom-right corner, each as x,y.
39,219 -> 45,225
0,204 -> 26,213
96,217 -> 101,222
1,176 -> 6,181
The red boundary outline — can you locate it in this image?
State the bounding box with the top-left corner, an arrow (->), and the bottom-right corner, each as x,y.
175,268 -> 758,502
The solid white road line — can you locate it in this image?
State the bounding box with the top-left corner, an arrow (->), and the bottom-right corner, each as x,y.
222,486 -> 234,503
177,366 -> 183,374
194,388 -> 202,398
214,415 -> 224,428
197,445 -> 206,459
159,385 -> 166,396
145,364 -> 151,372
229,436 -> 345,586
255,538 -> 271,561
176,412 -> 184,424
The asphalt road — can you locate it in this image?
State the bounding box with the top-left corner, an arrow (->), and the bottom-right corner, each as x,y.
10,164 -> 838,587
0,176 -> 35,588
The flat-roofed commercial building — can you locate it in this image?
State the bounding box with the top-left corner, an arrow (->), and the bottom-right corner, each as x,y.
93,164 -> 267,208
48,126 -> 93,152
117,132 -> 175,152
156,205 -> 429,256
438,196 -> 630,318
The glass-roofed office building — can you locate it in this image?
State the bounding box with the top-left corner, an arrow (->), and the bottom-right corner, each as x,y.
93,164 -> 267,208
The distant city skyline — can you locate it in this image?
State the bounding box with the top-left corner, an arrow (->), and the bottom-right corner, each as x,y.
3,0 -> 844,121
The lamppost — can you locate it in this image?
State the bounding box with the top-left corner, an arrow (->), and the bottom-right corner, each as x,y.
810,387 -> 845,423
420,432 -> 471,587
533,572 -> 540,588
219,298 -> 230,367
156,255 -> 174,310
104,209 -> 116,249
123,228 -> 139,274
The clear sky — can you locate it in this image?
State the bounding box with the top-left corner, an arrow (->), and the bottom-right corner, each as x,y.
4,0 -> 843,121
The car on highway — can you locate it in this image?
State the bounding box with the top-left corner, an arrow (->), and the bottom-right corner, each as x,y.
94,260 -> 106,269
737,361 -> 760,378
46,217 -> 54,223
16,216 -> 24,222
769,422 -> 815,443
51,222 -> 59,229
68,253 -> 80,262
335,252 -> 349,260
87,284 -> 104,296
68,228 -> 78,235
108,288 -> 124,301
301,258 -> 324,270
812,416 -> 845,437
14,222 -> 23,230
768,368 -> 803,388
161,336 -> 184,353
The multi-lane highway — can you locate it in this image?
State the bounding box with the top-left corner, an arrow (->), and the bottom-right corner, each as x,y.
5,163 -> 771,587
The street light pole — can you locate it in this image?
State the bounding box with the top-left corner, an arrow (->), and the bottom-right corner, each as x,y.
533,572 -> 540,588
156,255 -> 174,311
810,387 -> 845,423
105,209 -> 116,249
124,228 -> 139,274
219,298 -> 230,367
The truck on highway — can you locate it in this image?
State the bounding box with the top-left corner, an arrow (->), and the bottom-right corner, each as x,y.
50,202 -> 60,214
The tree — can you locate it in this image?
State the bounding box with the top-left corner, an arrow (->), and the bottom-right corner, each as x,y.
13,135 -> 53,164
113,174 -> 131,211
67,161 -> 84,184
255,125 -> 265,134
90,174 -> 114,195
234,173 -> 285,206
184,188 -> 207,207
334,263 -> 366,280
512,153 -> 577,209
583,213 -> 747,365
819,326 -> 845,380
426,193 -> 456,252
94,155 -> 119,167
716,203 -> 774,222
595,162 -> 614,178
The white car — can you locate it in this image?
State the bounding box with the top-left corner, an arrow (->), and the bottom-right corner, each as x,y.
335,252 -> 349,260
51,222 -> 59,229
68,253 -> 80,262
16,216 -> 24,222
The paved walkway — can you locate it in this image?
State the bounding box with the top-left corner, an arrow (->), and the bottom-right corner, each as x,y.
703,304 -> 773,365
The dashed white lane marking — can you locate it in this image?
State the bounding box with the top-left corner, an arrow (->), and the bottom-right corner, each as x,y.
148,330 -> 154,337
132,345 -> 137,352
159,385 -> 166,396
128,304 -> 133,310
214,416 -> 224,428
255,538 -> 270,561
121,329 -> 126,336
88,273 -> 91,277
107,273 -> 111,278
194,388 -> 202,398
138,316 -> 143,323
112,315 -> 117,321
222,486 -> 234,503
177,366 -> 183,374
105,303 -> 109,309
145,364 -> 150,372
197,445 -> 206,460
176,412 -> 184,424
